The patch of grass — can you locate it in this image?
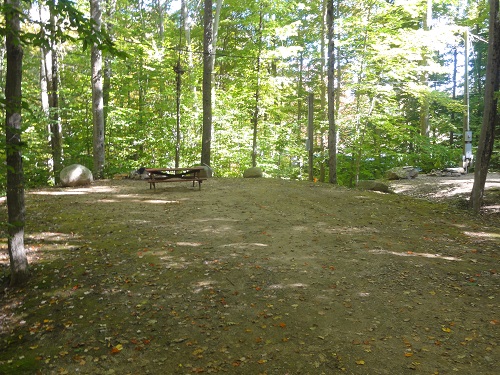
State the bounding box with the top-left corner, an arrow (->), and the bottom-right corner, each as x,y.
0,355 -> 40,375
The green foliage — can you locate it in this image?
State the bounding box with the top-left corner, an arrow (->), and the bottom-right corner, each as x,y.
0,355 -> 40,375
1,0 -> 497,189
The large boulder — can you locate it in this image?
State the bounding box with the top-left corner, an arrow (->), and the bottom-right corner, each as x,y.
194,164 -> 213,178
357,180 -> 391,193
428,167 -> 465,177
243,167 -> 263,178
60,164 -> 93,187
129,167 -> 149,180
385,166 -> 419,180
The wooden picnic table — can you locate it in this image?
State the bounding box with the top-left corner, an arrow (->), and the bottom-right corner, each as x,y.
145,167 -> 207,190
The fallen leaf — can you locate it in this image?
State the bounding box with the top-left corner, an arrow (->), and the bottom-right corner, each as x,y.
111,344 -> 123,354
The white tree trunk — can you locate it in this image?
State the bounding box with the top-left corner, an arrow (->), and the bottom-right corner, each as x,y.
5,0 -> 28,286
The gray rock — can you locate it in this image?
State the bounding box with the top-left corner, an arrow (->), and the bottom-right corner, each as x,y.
129,167 -> 149,180
385,166 -> 419,180
194,164 -> 213,178
243,167 -> 263,178
357,180 -> 391,193
60,164 -> 93,187
428,167 -> 465,177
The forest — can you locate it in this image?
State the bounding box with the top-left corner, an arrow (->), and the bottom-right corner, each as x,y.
1,0 -> 498,190
1,1 -> 500,372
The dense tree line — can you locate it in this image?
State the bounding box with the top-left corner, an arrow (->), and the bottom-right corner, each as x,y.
0,0 -> 496,189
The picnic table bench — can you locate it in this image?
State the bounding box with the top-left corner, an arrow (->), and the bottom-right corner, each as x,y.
145,167 -> 207,190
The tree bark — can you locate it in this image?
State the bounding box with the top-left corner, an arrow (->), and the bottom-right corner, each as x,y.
470,0 -> 500,213
319,0 -> 327,182
419,0 -> 432,137
181,0 -> 193,69
251,9 -> 263,168
48,19 -> 62,184
91,0 -> 105,178
327,0 -> 337,184
201,0 -> 213,166
5,0 -> 29,286
103,0 -> 116,137
40,3 -> 62,184
211,0 -> 222,69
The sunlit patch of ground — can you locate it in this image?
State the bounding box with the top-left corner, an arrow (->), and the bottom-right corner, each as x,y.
390,172 -> 500,215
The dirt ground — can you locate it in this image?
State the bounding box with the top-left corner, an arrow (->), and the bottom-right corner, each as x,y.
1,173 -> 499,374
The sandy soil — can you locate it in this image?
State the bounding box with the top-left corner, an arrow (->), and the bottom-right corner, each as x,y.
389,172 -> 500,208
1,174 -> 499,374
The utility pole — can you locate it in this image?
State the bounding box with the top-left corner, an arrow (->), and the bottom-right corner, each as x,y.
463,29 -> 473,172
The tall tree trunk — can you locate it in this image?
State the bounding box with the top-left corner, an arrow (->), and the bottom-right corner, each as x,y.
251,9 -> 263,168
470,0 -> 500,213
473,24 -> 484,96
419,0 -> 432,137
4,0 -> 28,286
103,0 -> 116,146
211,0 -> 222,69
319,0 -> 327,182
48,20 -> 62,185
40,3 -> 62,184
327,0 -> 337,184
201,0 -> 213,166
91,0 -> 105,178
39,5 -> 51,177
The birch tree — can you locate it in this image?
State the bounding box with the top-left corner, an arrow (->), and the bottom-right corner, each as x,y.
4,0 -> 29,286
40,2 -> 62,184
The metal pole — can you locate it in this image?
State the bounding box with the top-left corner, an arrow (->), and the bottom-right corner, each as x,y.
463,29 -> 472,172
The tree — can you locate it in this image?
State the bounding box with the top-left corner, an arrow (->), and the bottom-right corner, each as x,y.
470,0 -> 500,213
4,0 -> 29,286
39,2 -> 62,185
251,8 -> 263,168
46,4 -> 63,184
419,0 -> 432,137
327,0 -> 336,184
103,0 -> 117,134
211,0 -> 222,69
201,0 -> 213,166
91,0 -> 105,178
